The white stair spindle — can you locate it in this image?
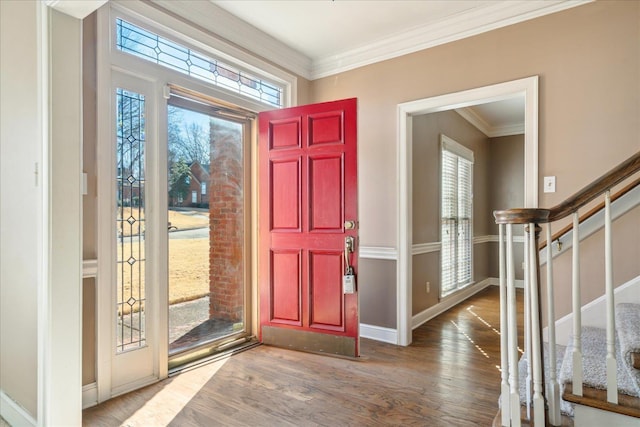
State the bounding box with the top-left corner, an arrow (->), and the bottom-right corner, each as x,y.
523,232 -> 532,419
507,224 -> 521,427
572,212 -> 583,396
604,190 -> 618,404
545,224 -> 561,426
528,224 -> 545,426
499,224 -> 511,427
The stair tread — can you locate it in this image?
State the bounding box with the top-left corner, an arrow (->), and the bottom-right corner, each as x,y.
563,382 -> 640,418
560,326 -> 640,397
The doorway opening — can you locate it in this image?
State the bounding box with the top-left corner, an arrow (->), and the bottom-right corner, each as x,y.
396,76 -> 539,346
166,92 -> 253,368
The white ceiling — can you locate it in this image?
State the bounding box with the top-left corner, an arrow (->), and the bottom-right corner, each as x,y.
456,98 -> 526,137
213,1 -> 496,59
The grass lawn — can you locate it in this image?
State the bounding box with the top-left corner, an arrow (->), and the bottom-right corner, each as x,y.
117,208 -> 210,314
119,207 -> 209,236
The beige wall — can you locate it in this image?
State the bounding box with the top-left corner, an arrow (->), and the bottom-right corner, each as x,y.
311,0 -> 640,326
488,135 -> 525,233
542,207 -> 640,320
358,259 -> 396,328
487,135 -> 525,281
0,0 -> 41,417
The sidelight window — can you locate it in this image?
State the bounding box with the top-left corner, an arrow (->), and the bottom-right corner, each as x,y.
115,88 -> 147,352
440,135 -> 474,298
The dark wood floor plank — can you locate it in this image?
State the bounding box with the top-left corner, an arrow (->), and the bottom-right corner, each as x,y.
83,286 -> 523,426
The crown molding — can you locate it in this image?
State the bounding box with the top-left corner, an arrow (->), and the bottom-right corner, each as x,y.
455,108 -> 524,137
152,0 -> 313,79
310,0 -> 591,79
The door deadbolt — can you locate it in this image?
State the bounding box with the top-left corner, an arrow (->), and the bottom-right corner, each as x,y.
344,220 -> 357,230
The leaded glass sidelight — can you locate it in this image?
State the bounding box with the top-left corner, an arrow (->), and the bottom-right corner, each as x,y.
116,88 -> 147,353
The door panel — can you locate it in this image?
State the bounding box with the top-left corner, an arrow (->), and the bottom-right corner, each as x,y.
309,155 -> 343,231
270,158 -> 301,231
309,250 -> 344,329
259,98 -> 358,357
271,250 -> 302,325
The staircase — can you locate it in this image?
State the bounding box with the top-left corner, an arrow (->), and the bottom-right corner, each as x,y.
492,151 -> 640,426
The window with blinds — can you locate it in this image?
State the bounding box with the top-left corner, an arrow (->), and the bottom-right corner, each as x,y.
440,135 -> 474,298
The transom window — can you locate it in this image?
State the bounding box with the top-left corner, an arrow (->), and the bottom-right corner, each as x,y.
116,18 -> 283,107
440,134 -> 474,298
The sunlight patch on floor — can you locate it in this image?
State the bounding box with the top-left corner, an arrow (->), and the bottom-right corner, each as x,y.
450,319 -> 490,359
121,357 -> 229,426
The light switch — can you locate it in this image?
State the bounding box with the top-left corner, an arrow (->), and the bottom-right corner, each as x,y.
544,176 -> 556,193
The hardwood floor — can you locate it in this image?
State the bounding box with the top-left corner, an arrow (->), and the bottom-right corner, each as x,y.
83,286 -> 524,426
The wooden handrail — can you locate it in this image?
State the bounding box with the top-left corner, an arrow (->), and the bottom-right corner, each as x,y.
539,176 -> 640,250
495,150 -> 640,225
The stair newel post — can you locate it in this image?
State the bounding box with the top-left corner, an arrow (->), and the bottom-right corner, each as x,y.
506,223 -> 522,427
571,211 -> 583,396
499,224 -> 511,427
604,190 -> 618,404
527,223 -> 546,426
545,224 -> 561,426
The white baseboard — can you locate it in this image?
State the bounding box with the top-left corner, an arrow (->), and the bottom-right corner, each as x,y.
545,274 -> 640,346
359,323 -> 398,344
82,382 -> 98,409
412,278 -> 494,329
487,277 -> 525,289
0,390 -> 36,427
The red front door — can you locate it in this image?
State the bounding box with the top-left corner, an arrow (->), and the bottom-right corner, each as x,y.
258,98 -> 359,357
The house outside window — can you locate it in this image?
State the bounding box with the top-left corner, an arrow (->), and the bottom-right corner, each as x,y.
440,134 -> 474,298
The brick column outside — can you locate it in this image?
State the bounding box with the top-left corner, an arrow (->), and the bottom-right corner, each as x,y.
208,121 -> 244,322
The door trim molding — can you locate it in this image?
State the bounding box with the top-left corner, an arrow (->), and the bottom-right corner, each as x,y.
397,76 -> 539,346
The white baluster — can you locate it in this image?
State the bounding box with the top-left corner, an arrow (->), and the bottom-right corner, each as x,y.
546,224 -> 561,425
528,224 -> 545,426
499,224 -> 510,427
572,212 -> 583,396
605,190 -> 618,404
507,224 -> 521,427
523,230 -> 532,420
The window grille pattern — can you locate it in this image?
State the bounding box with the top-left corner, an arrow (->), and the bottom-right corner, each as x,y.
116,88 -> 147,353
116,18 -> 283,107
441,138 -> 473,297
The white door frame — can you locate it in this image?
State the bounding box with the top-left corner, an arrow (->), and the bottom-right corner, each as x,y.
396,76 -> 539,346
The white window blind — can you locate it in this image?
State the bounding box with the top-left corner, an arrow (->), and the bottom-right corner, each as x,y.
441,135 -> 474,298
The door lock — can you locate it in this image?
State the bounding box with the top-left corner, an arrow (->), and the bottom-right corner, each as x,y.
344,220 -> 357,230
